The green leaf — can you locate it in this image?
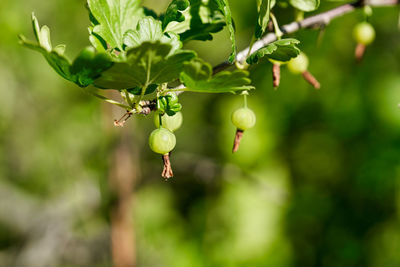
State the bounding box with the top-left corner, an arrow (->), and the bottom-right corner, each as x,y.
215,0 -> 236,63
70,47 -> 114,87
158,93 -> 182,116
127,84 -> 158,95
255,0 -> 274,39
87,0 -> 144,51
123,17 -> 182,55
289,0 -> 320,12
179,58 -> 254,93
171,0 -> 226,42
93,41 -> 196,90
162,0 -> 190,30
20,14 -> 113,87
246,38 -> 300,64
88,28 -> 108,53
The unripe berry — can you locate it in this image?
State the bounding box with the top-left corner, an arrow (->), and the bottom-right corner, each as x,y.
149,127 -> 176,155
154,112 -> 183,132
353,22 -> 375,45
287,52 -> 309,74
231,107 -> 256,131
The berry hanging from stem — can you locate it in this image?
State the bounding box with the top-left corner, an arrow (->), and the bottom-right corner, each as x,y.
287,52 -> 321,89
231,91 -> 256,153
353,21 -> 375,62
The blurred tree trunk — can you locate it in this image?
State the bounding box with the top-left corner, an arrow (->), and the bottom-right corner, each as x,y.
103,93 -> 139,267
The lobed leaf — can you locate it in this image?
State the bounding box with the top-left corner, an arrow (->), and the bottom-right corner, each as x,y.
255,0 -> 276,39
171,0 -> 226,42
165,0 -> 237,62
180,58 -> 254,93
87,0 -> 145,51
215,0 -> 236,63
246,38 -> 300,64
162,0 -> 190,30
20,14 -> 113,87
93,41 -> 196,91
70,47 -> 114,87
123,17 -> 182,55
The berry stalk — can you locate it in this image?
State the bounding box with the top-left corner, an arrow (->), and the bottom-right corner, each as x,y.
162,154 -> 173,179
232,129 -> 244,153
272,63 -> 281,89
302,71 -> 321,89
355,43 -> 366,62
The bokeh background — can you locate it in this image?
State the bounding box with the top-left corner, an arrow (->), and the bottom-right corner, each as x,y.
1,0 -> 400,266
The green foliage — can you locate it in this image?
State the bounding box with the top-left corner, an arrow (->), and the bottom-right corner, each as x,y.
177,0 -> 226,41
127,84 -> 158,95
162,0 -> 190,30
215,0 -> 236,62
246,38 -> 300,64
7,0 -> 400,266
180,58 -> 254,93
158,93 -> 182,116
93,41 -> 195,90
87,0 -> 144,51
255,0 -> 275,39
19,14 -> 113,87
20,1 -> 249,97
289,0 -> 320,12
123,17 -> 181,54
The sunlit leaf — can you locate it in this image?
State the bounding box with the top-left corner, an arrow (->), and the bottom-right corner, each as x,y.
255,0 -> 276,39
93,41 -> 196,90
20,14 -> 113,87
246,38 -> 300,64
169,0 -> 226,41
123,17 -> 182,55
87,0 -> 144,50
162,0 -> 190,30
215,0 -> 236,62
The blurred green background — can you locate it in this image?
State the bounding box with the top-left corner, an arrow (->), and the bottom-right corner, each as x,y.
1,0 -> 400,266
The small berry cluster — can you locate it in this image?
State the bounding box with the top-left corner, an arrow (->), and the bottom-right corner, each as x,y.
149,111 -> 183,179
148,91 -> 258,179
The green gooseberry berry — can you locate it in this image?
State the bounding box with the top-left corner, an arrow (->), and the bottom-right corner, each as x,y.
353,22 -> 375,45
149,127 -> 176,155
231,107 -> 256,131
287,52 -> 309,74
154,112 -> 183,132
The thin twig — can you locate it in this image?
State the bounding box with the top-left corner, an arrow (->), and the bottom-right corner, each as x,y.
213,0 -> 399,73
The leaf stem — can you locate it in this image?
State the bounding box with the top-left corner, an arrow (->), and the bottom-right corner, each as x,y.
136,83 -> 149,112
85,89 -> 132,110
156,91 -> 162,127
246,36 -> 256,60
270,13 -> 283,39
123,89 -> 134,108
